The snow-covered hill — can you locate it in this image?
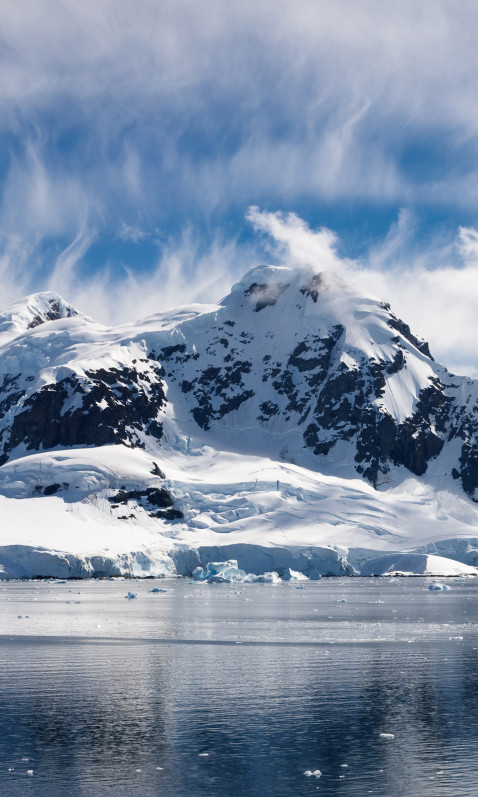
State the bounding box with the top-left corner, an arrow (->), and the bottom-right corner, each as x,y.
2,266 -> 478,578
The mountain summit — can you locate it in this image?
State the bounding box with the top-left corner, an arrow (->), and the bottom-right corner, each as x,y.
1,266 -> 478,578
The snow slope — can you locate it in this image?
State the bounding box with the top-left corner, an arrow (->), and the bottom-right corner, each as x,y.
1,269 -> 478,578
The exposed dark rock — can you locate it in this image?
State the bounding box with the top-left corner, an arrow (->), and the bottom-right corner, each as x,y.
0,360 -> 166,464
108,485 -> 182,518
159,344 -> 187,360
387,315 -> 433,360
258,400 -> 280,422
149,509 -> 184,521
108,487 -> 173,508
299,274 -> 323,303
243,282 -> 289,311
43,484 -> 62,496
27,299 -> 79,329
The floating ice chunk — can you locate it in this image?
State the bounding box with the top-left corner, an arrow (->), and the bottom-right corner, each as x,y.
429,583 -> 451,591
150,587 -> 167,593
281,568 -> 307,581
194,560 -> 247,583
296,584 -> 306,590
194,560 -> 281,584
125,592 -> 137,599
198,753 -> 209,757
304,769 -> 322,777
245,571 -> 281,584
26,770 -> 34,776
379,733 -> 395,740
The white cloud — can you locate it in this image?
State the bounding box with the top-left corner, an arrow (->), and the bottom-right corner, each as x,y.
246,206 -> 342,271
247,206 -> 478,378
2,201 -> 478,380
0,2 -> 478,378
41,226 -> 251,327
0,0 -> 478,215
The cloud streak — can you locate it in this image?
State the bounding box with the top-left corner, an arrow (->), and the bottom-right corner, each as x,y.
0,2 -> 478,376
248,207 -> 478,378
1,0 -> 478,231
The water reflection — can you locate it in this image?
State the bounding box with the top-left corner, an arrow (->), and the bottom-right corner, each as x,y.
0,580 -> 477,795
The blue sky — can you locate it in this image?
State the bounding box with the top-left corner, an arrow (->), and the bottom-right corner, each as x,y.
2,0 -> 478,374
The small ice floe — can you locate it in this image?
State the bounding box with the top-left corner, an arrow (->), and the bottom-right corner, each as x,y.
193,560 -> 281,584
340,764 -> 348,768
336,599 -> 346,603
7,767 -> 13,772
125,592 -> 137,600
296,584 -> 306,590
253,572 -> 281,584
429,583 -> 451,591
150,587 -> 167,593
198,753 -> 209,757
26,770 -> 34,776
281,568 -> 307,582
379,733 -> 395,740
449,636 -> 464,641
156,767 -> 163,770
303,769 -> 322,777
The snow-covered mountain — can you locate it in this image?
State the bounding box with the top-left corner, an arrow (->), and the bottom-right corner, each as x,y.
2,265 -> 478,578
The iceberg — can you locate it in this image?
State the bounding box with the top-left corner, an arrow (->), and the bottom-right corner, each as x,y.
281,567 -> 307,581
192,559 -> 281,584
193,560 -> 247,583
246,571 -> 281,584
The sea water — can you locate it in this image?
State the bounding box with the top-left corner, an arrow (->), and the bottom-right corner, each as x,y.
0,577 -> 477,796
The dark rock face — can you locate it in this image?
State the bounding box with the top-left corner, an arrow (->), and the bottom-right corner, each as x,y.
108,486 -> 183,522
3,278 -> 478,504
243,282 -> 290,312
152,306 -> 478,494
385,308 -> 434,360
299,274 -> 323,303
27,299 -> 79,329
0,360 -> 166,465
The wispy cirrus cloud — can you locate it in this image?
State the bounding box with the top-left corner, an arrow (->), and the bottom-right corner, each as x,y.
0,1 -> 478,376
0,0 -> 478,232
248,206 -> 478,377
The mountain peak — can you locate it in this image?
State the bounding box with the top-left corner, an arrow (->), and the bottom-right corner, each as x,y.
228,264 -> 343,296
0,291 -> 83,345
222,265 -> 350,318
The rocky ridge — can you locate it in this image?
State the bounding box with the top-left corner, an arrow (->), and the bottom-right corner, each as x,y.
1,267 -> 478,577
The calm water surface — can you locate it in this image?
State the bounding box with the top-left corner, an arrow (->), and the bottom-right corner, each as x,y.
0,577 -> 478,796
